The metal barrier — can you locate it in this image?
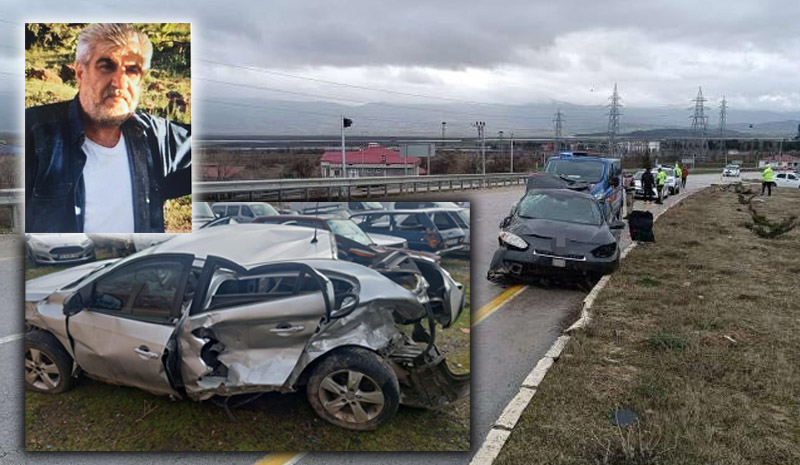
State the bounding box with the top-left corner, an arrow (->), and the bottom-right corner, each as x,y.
0,189 -> 23,232
194,173 -> 530,201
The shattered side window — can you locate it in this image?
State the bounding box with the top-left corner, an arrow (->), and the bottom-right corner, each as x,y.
207,269 -> 322,311
91,259 -> 185,322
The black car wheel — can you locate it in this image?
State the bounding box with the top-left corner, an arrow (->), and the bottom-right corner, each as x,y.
306,347 -> 400,431
24,331 -> 74,394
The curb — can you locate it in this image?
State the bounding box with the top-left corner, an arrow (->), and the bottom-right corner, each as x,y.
469,187 -> 700,465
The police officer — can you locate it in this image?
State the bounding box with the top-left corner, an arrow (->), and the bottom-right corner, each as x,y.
761,165 -> 776,196
656,167 -> 667,204
673,163 -> 682,191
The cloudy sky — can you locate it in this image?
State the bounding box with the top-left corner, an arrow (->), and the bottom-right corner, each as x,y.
3,0 -> 800,133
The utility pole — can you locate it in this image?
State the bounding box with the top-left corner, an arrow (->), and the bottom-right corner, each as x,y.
607,83 -> 622,156
553,109 -> 564,154
471,121 -> 486,175
441,121 -> 446,140
510,131 -> 515,173
689,87 -> 708,167
718,95 -> 728,165
341,116 -> 352,178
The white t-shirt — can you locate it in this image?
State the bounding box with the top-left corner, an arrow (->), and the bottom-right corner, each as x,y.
81,135 -> 135,232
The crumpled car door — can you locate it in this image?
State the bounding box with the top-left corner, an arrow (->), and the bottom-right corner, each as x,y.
178,256 -> 333,400
66,253 -> 194,396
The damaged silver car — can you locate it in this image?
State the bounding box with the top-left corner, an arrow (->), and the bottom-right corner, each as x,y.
25,224 -> 468,430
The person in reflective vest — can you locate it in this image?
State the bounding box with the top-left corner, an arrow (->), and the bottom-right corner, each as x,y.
761,165 -> 776,196
673,163 -> 682,191
656,168 -> 667,204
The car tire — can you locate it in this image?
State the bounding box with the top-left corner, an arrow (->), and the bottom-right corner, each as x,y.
306,347 -> 400,431
24,331 -> 74,394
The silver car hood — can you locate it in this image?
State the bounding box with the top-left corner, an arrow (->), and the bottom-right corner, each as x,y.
27,233 -> 91,247
149,224 -> 336,265
368,233 -> 407,248
25,259 -> 117,302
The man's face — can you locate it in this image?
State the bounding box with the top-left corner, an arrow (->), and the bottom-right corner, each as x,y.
76,44 -> 146,127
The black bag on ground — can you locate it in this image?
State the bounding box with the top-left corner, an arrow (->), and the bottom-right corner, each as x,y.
628,210 -> 655,242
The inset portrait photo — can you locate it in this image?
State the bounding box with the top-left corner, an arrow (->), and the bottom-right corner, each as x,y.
25,23 -> 191,233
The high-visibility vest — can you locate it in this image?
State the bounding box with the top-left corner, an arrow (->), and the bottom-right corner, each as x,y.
762,167 -> 775,182
656,171 -> 667,186
674,165 -> 681,177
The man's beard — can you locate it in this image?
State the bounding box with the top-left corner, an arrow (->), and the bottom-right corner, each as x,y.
81,87 -> 138,127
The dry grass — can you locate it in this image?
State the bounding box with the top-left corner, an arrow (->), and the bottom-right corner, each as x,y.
164,195 -> 192,233
496,187 -> 800,465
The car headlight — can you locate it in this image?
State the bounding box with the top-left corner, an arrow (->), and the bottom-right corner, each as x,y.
594,193 -> 605,201
81,238 -> 92,247
28,237 -> 47,249
591,242 -> 617,258
499,231 -> 528,251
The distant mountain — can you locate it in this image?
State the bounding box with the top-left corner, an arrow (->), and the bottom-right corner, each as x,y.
195,97 -> 800,139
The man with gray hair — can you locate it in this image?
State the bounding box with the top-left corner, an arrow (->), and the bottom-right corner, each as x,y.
26,23 -> 191,233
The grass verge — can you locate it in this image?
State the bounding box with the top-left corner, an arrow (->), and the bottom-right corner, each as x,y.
496,187 -> 800,465
25,257 -> 470,451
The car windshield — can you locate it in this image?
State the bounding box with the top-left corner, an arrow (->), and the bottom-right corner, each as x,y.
545,160 -> 605,183
250,204 -> 279,216
517,193 -> 604,226
326,219 -> 375,246
194,202 -> 215,219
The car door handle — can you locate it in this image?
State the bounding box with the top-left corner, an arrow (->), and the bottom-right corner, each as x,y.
134,346 -> 160,359
269,324 -> 305,334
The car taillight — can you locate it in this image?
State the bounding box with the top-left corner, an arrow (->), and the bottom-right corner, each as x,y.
591,243 -> 617,258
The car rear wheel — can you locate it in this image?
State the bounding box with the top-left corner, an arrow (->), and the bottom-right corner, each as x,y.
306,347 -> 400,430
24,331 -> 74,394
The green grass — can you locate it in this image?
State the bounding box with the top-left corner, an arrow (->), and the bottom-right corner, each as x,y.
496,187 -> 800,465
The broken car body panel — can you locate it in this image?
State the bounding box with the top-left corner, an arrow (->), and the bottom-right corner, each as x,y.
25,224 -> 468,421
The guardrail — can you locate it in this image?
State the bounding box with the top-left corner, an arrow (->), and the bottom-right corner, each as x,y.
194,173 -> 531,201
0,189 -> 23,232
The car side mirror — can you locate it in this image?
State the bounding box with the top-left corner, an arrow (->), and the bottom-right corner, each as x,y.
609,220 -> 626,230
63,293 -> 84,317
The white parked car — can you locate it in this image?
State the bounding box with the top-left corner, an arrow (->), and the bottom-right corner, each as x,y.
722,164 -> 741,177
774,171 -> 800,189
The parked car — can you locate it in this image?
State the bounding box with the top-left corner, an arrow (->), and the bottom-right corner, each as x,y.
774,171 -> 800,188
655,165 -> 681,195
633,170 -> 670,200
489,188 -> 625,281
722,164 -> 741,177
193,202 -> 217,230
26,234 -> 95,266
350,209 -> 466,255
24,224 -> 468,431
391,201 -> 463,209
211,202 -> 279,223
254,215 -> 410,251
544,152 -> 624,220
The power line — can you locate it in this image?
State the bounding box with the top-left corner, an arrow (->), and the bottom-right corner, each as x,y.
606,83 -> 622,154
553,108 -> 564,152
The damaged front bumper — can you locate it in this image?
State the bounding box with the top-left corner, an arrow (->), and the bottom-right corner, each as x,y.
387,335 -> 470,409
489,246 -> 619,279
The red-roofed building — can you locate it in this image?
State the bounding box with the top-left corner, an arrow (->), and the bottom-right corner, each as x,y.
320,143 -> 422,177
758,154 -> 800,170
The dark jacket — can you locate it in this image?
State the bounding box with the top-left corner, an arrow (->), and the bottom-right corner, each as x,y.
26,97 -> 191,233
641,171 -> 655,190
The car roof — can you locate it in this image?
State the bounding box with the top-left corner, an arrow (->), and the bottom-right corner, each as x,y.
350,208 -> 456,215
146,224 -> 336,265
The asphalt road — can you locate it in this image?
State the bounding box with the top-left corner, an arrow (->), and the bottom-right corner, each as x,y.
2,172 -> 755,464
